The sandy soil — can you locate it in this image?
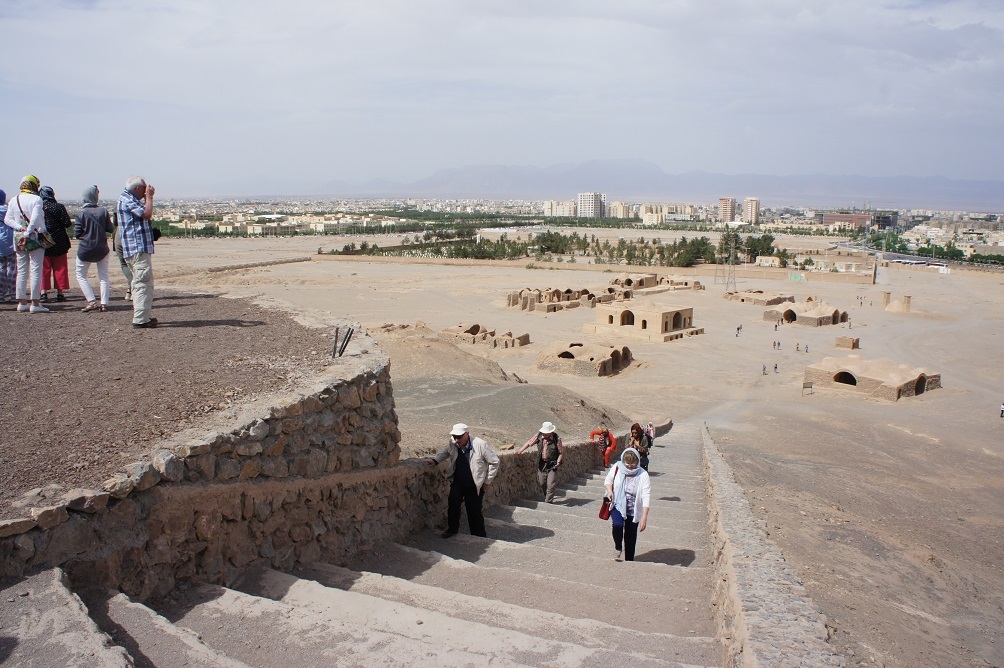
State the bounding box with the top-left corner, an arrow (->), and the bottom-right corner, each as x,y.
9,231 -> 1001,667
150,233 -> 1004,668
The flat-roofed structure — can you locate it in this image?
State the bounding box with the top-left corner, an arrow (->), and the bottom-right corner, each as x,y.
584,299 -> 703,342
534,341 -> 632,377
725,291 -> 794,306
764,300 -> 849,327
804,355 -> 941,401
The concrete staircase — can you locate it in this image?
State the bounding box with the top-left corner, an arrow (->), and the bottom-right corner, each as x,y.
2,424 -> 719,667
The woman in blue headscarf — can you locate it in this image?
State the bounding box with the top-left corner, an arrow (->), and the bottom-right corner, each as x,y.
603,447 -> 651,561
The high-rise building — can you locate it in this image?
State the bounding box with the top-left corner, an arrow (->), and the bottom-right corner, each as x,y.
719,197 -> 736,223
743,197 -> 760,225
577,192 -> 606,218
543,200 -> 577,217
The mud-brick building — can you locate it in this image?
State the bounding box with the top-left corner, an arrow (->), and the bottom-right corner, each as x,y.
583,299 -> 702,342
804,355 -> 941,401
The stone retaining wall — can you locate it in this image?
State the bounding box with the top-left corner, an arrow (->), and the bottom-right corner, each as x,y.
702,424 -> 844,667
0,332 -> 636,603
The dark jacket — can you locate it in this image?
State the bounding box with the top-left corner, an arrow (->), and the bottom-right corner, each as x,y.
75,205 -> 114,263
40,190 -> 73,257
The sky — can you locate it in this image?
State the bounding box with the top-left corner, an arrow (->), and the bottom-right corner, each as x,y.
2,0 -> 1003,198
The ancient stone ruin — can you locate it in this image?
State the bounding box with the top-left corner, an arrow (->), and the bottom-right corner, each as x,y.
506,285 -> 631,313
534,341 -> 633,376
725,290 -> 794,306
804,355 -> 941,401
438,323 -> 530,349
835,336 -> 860,350
583,299 -> 704,342
763,298 -> 849,327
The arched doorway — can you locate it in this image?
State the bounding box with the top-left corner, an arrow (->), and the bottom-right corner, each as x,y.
783,309 -> 797,323
620,311 -> 635,326
833,371 -> 857,386
915,375 -> 926,395
672,312 -> 683,329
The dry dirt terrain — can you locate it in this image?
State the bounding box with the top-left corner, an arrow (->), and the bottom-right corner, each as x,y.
4,231 -> 1002,667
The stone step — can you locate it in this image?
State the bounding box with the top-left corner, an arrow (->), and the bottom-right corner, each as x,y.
80,589 -> 252,668
295,561 -> 720,667
486,505 -> 708,548
481,515 -> 709,563
154,583 -> 527,667
516,493 -> 709,525
0,568 -> 132,668
344,537 -> 715,637
239,566 -> 705,668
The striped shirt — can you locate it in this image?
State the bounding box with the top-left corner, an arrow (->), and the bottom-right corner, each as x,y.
117,190 -> 154,258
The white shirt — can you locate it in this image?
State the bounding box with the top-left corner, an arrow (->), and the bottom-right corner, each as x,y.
4,192 -> 45,237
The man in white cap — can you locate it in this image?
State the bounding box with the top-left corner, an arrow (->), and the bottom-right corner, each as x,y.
427,423 -> 500,538
517,421 -> 564,503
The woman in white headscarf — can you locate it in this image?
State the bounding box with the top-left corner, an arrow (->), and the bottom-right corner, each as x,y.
603,447 -> 651,561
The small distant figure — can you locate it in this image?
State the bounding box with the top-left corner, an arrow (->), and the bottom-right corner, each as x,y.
805,344 -> 809,353
774,363 -> 778,374
774,323 -> 778,331
645,422 -> 655,441
777,341 -> 781,350
1000,402 -> 1003,418
762,364 -> 768,375
796,343 -> 800,352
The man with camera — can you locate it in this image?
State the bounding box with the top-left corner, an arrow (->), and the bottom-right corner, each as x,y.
117,176 -> 158,328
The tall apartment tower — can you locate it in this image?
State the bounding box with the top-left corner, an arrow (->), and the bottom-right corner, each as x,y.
577,192 -> 606,218
718,197 -> 736,223
743,197 -> 760,224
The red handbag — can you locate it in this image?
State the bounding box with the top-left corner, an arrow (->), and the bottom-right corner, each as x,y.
598,465 -> 618,520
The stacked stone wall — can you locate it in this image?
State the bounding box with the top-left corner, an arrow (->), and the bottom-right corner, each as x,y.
702,425 -> 844,667
1,334 -> 639,604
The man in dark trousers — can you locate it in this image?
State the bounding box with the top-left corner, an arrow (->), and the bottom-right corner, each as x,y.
428,423 -> 500,538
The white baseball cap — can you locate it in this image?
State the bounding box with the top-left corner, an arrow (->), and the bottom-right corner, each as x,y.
539,421 -> 556,434
450,423 -> 470,436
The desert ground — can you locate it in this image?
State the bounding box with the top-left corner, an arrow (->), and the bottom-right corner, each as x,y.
140,230 -> 1004,668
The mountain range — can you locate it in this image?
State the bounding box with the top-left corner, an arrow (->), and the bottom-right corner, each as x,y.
294,160 -> 1003,211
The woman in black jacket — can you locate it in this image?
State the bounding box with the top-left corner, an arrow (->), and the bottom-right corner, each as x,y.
39,186 -> 73,302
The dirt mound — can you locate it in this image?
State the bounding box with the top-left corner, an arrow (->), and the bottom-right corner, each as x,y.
372,323 -> 630,456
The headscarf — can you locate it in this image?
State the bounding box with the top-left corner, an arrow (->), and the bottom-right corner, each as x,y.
20,175 -> 40,194
612,447 -> 643,519
82,185 -> 99,206
39,186 -> 56,202
0,189 -> 6,206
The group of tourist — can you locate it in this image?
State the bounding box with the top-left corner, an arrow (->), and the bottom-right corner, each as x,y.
428,420 -> 657,563
1,175 -> 159,327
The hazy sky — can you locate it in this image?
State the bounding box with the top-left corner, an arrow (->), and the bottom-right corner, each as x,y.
2,0 -> 1002,197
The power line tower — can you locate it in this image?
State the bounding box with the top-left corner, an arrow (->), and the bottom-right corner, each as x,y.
724,233 -> 738,293
715,231 -> 738,292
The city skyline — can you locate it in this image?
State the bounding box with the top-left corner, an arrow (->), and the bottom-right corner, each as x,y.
2,1 -> 1003,200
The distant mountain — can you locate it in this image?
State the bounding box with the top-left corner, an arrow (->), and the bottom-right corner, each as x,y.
317,160 -> 1004,211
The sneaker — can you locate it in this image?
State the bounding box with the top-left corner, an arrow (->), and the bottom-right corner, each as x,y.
55,293 -> 66,302
614,549 -> 622,561
29,305 -> 50,313
17,303 -> 29,312
132,317 -> 158,329
39,292 -> 49,303
125,291 -> 132,301
441,529 -> 458,539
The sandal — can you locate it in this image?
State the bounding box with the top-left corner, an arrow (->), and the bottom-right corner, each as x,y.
99,305 -> 108,312
55,293 -> 67,302
82,301 -> 99,313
